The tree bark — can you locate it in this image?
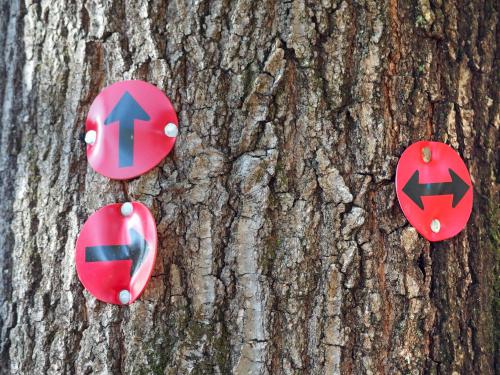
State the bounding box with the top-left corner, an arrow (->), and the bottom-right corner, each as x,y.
0,1 -> 497,374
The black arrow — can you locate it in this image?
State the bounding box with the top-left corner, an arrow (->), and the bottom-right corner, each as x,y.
104,92 -> 150,167
402,168 -> 470,209
85,228 -> 149,277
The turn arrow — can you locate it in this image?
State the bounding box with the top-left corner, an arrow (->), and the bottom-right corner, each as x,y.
104,91 -> 150,167
85,228 -> 149,277
402,168 -> 470,209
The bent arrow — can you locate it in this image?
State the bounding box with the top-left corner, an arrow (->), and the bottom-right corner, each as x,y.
104,92 -> 150,168
402,168 -> 470,209
85,228 -> 149,277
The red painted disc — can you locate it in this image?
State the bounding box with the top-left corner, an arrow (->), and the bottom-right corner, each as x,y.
75,202 -> 157,304
395,141 -> 473,242
85,80 -> 178,180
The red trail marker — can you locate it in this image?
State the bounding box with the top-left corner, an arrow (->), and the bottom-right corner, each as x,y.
75,202 -> 157,304
395,141 -> 473,242
85,80 -> 178,180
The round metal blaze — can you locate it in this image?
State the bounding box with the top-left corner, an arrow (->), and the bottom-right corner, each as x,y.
85,80 -> 178,180
75,202 -> 157,305
395,141 -> 473,242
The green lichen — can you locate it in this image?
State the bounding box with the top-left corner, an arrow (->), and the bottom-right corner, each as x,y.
136,317 -> 180,375
251,164 -> 267,186
213,331 -> 231,372
187,320 -> 207,343
275,161 -> 289,190
261,234 -> 281,275
491,203 -> 500,366
138,346 -> 170,375
415,15 -> 426,28
185,319 -> 232,373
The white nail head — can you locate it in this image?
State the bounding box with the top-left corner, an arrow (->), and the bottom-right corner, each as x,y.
120,202 -> 133,217
84,130 -> 97,145
422,146 -> 431,163
164,123 -> 178,138
430,219 -> 441,233
118,290 -> 131,305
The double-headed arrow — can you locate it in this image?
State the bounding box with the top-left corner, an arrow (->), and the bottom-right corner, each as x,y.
104,92 -> 150,168
403,168 -> 470,209
85,228 -> 149,277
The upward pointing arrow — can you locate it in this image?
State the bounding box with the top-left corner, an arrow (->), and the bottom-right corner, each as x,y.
85,228 -> 149,277
104,92 -> 150,168
402,168 -> 470,209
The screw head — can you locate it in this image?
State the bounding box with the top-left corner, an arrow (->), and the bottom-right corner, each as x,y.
84,130 -> 97,145
118,290 -> 131,304
430,219 -> 441,233
422,146 -> 431,163
164,123 -> 178,138
120,202 -> 133,217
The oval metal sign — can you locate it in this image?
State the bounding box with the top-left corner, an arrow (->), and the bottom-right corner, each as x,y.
395,141 -> 473,242
85,80 -> 178,179
75,202 -> 157,304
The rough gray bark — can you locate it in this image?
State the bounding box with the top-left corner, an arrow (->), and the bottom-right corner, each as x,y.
0,0 -> 498,374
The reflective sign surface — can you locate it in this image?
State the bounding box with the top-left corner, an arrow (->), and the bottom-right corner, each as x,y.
75,202 -> 157,304
396,141 -> 473,242
86,80 -> 178,179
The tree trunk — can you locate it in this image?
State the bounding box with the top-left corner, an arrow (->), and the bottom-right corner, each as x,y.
0,1 -> 497,374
